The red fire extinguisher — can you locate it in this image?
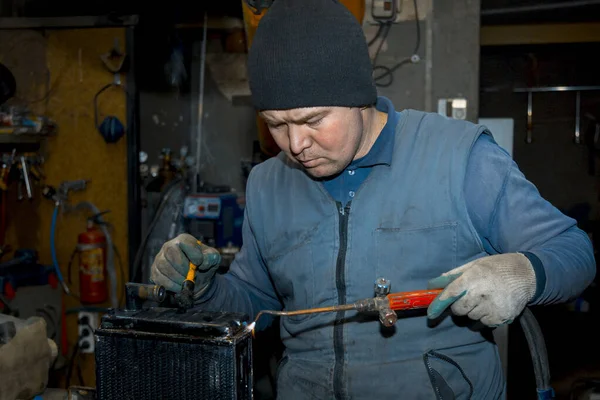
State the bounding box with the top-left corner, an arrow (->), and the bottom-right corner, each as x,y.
78,212 -> 108,304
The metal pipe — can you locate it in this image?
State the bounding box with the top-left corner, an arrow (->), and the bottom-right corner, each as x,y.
193,12 -> 208,193
527,91 -> 533,144
260,304 -> 357,316
481,0 -> 600,16
575,91 -> 581,144
482,85 -> 600,93
126,25 -> 142,279
515,86 -> 600,93
246,304 -> 359,333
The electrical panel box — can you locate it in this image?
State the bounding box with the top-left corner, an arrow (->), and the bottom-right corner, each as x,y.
183,193 -> 244,249
184,195 -> 223,220
437,98 -> 468,120
365,0 -> 403,24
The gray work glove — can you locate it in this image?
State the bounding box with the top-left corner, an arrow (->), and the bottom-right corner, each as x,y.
427,253 -> 537,326
0,315 -> 58,400
150,233 -> 222,299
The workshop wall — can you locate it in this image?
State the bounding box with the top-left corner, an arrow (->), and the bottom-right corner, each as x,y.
139,70 -> 256,193
480,42 -> 600,222
0,27 -> 129,388
137,0 -> 482,198
137,24 -> 257,195
365,15 -> 428,112
368,0 -> 481,120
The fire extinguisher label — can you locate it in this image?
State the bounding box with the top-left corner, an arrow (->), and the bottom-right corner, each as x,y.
81,248 -> 105,282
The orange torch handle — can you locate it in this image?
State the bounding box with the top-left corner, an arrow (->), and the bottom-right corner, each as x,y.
387,289 -> 443,311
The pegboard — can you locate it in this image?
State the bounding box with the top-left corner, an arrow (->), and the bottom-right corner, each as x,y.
1,27 -> 130,389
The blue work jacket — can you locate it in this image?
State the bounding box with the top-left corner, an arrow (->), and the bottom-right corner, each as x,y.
197,107 -> 595,399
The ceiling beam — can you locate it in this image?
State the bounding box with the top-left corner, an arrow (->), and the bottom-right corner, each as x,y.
481,22 -> 600,46
0,15 -> 139,29
481,0 -> 600,16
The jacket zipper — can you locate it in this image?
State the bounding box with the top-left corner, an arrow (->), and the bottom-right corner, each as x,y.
333,201 -> 351,400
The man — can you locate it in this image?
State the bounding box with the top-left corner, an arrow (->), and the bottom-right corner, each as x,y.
151,0 -> 596,398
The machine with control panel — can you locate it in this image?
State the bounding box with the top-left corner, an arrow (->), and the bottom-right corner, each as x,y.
183,192 -> 244,251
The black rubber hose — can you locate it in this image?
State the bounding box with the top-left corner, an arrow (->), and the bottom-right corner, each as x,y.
519,307 -> 551,391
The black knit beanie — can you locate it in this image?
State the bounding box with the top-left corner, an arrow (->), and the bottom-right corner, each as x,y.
247,0 -> 377,111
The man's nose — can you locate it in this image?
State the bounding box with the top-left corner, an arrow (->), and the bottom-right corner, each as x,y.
288,125 -> 311,156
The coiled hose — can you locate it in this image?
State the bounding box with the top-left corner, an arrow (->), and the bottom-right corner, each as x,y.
50,203 -> 71,295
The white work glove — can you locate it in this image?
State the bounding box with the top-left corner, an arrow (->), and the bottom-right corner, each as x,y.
427,253 -> 537,326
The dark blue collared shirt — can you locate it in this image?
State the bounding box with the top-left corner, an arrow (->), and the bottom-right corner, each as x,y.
322,96 -> 398,206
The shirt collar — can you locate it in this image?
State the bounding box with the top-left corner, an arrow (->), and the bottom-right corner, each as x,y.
349,96 -> 397,169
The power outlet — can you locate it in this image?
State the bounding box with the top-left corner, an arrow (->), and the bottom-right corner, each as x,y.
78,311 -> 98,354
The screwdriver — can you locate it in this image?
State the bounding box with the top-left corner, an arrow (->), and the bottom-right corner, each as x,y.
246,288 -> 443,333
175,240 -> 203,311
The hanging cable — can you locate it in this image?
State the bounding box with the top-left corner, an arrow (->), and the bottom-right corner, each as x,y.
367,23 -> 385,47
372,0 -> 421,88
51,203 -> 73,296
371,22 -> 392,67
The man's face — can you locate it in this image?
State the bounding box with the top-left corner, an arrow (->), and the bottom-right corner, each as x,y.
260,107 -> 365,178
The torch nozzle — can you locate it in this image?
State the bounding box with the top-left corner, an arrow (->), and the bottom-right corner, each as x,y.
245,302 -> 369,335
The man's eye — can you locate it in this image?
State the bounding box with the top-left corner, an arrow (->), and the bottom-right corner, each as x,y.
307,118 -> 323,127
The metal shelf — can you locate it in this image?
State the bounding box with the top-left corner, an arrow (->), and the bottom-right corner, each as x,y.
481,85 -> 600,144
0,135 -> 47,144
482,85 -> 600,93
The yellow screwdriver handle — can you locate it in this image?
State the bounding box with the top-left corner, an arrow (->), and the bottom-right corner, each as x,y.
185,241 -> 203,282
186,262 -> 197,281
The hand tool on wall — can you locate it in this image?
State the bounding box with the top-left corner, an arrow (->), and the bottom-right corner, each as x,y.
16,166 -> 23,201
0,150 -> 44,198
19,156 -> 32,200
0,164 -> 9,192
42,179 -> 89,210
